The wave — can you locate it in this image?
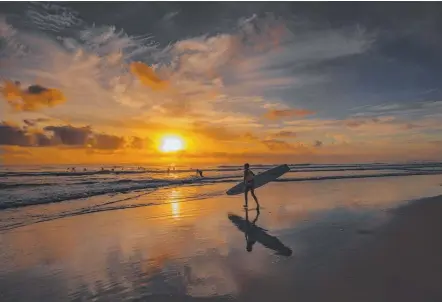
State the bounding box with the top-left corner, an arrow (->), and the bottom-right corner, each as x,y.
0,183 -> 54,189
3,162 -> 442,178
2,168 -> 442,211
0,175 -> 239,210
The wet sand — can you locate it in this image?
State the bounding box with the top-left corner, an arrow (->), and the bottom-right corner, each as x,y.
0,178 -> 442,301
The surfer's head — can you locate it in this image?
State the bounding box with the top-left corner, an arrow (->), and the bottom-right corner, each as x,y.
244,163 -> 250,169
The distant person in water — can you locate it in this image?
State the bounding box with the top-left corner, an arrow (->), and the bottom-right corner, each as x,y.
196,169 -> 204,177
243,163 -> 259,208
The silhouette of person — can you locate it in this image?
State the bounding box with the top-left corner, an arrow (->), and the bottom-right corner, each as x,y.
243,163 -> 259,208
228,210 -> 292,256
245,208 -> 260,252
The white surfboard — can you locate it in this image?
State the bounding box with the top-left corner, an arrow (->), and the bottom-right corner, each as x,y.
226,164 -> 290,195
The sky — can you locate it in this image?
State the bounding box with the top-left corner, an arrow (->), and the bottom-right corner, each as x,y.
1,2 -> 442,165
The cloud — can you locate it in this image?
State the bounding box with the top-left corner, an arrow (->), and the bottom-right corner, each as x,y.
264,108 -> 316,120
91,133 -> 126,150
0,122 -> 32,146
23,118 -> 51,127
261,139 -> 295,151
25,2 -> 84,32
0,121 -> 152,152
403,123 -> 420,130
130,62 -> 169,91
1,81 -> 66,111
192,121 -> 244,141
314,140 -> 323,147
162,11 -> 179,22
130,136 -> 151,149
272,130 -> 297,138
44,125 -> 92,146
344,116 -> 394,128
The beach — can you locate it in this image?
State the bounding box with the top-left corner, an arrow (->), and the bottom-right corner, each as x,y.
1,165 -> 442,301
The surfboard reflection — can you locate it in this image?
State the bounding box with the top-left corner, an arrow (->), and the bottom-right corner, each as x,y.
228,210 -> 293,256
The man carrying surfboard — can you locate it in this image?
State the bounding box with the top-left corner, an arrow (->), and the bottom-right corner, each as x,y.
244,163 -> 260,208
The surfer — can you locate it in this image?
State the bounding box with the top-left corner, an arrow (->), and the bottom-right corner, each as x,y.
243,163 -> 260,208
196,169 -> 204,177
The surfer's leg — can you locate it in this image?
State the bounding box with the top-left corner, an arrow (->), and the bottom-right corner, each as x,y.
251,188 -> 260,207
244,187 -> 249,208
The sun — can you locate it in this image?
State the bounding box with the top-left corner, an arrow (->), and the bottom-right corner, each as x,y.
159,135 -> 185,153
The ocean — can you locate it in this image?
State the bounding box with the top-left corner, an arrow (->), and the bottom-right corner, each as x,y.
1,162 -> 442,232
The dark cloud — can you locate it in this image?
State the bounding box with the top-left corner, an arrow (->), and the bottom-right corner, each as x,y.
314,140 -> 323,147
1,122 -> 139,150
273,131 -> 297,138
0,122 -> 31,146
130,136 -> 151,149
27,85 -> 49,94
92,133 -> 126,150
1,81 -> 66,112
0,122 -> 60,147
23,118 -> 50,127
33,132 -> 53,147
44,125 -> 92,146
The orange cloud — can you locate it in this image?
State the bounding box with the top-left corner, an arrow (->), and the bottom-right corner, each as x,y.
1,81 -> 66,111
261,139 -> 296,151
130,62 -> 169,90
264,108 -> 316,120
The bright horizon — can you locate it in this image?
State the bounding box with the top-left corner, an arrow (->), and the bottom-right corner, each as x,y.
1,3 -> 442,166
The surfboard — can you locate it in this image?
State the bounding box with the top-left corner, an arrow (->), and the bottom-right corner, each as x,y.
226,164 -> 290,195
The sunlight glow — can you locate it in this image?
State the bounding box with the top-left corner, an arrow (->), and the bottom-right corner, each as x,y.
159,135 -> 184,153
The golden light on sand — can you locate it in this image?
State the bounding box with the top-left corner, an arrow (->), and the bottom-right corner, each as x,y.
169,189 -> 181,218
159,135 -> 185,153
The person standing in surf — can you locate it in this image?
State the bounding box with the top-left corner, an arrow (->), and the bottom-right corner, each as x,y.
244,163 -> 260,208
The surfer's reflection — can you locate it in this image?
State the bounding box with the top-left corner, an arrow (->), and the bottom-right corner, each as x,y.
228,210 -> 293,256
